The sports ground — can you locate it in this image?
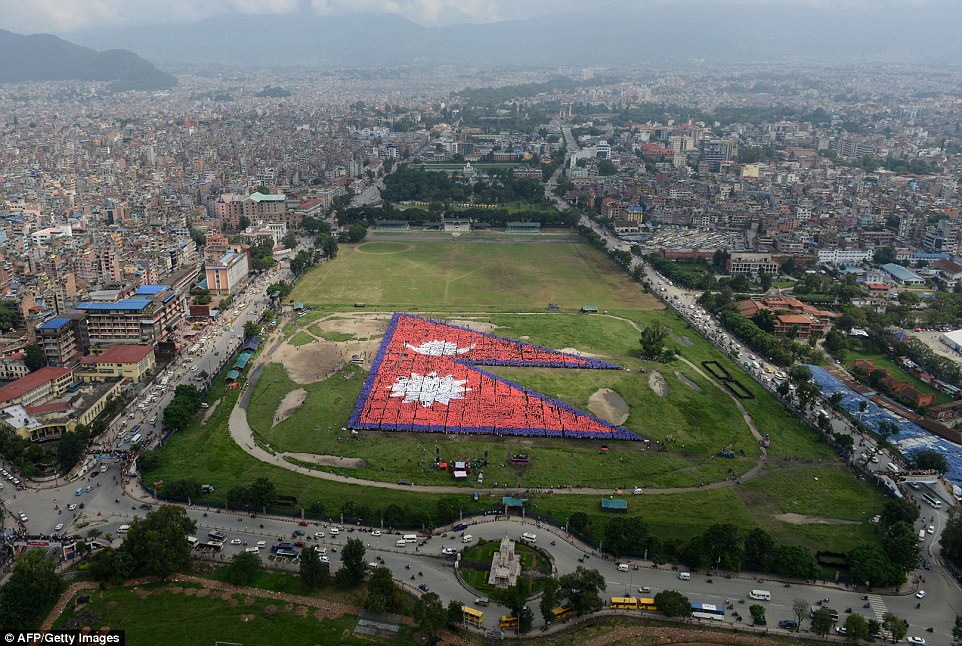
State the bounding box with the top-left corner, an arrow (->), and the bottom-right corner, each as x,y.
149,232 -> 888,554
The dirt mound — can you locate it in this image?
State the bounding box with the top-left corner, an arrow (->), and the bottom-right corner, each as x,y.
649,371 -> 670,398
196,588 -> 211,598
315,316 -> 387,339
295,606 -> 308,616
560,347 -> 606,359
273,341 -> 346,384
675,371 -> 703,393
273,388 -> 308,427
587,388 -> 629,425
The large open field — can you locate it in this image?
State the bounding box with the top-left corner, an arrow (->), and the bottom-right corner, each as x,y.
289,233 -> 659,311
148,235 -> 886,557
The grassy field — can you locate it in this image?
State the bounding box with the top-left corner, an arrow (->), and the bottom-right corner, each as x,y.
289,236 -> 661,311
146,237 -> 887,555
53,582 -> 417,646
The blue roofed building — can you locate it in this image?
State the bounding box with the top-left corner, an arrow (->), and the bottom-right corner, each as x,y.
880,263 -> 926,286
36,316 -> 88,367
75,285 -> 183,346
205,249 -> 249,296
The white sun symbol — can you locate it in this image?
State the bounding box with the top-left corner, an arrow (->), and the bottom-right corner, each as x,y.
406,340 -> 475,356
388,372 -> 471,407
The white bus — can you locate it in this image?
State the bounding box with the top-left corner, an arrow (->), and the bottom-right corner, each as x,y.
921,492 -> 943,509
887,462 -> 900,472
749,590 -> 772,601
403,534 -> 418,543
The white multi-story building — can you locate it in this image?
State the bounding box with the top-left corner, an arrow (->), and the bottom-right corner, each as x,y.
816,248 -> 875,265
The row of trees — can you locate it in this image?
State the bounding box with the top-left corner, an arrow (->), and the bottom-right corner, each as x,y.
717,309 -> 810,367
339,204 -> 577,228
90,506 -> 196,583
161,385 -> 202,434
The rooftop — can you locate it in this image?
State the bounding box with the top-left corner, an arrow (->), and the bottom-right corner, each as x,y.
38,317 -> 72,330
0,366 -> 73,405
80,345 -> 154,365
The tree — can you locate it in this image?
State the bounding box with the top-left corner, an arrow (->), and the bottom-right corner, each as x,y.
224,550 -> 260,586
772,544 -> 820,579
848,544 -> 905,588
57,429 -> 88,473
238,215 -> 251,231
568,512 -> 592,535
446,600 -> 464,627
23,344 -> 47,372
844,612 -> 869,642
603,517 -> 653,558
122,505 -> 196,577
540,577 -> 561,624
243,321 -> 260,339
824,329 -> 849,360
0,550 -> 64,629
335,538 -> 366,587
829,391 -> 844,411
366,566 -> 401,612
558,567 -> 605,616
913,449 -> 949,474
868,618 -> 882,638
743,528 -> 775,571
701,522 -> 742,570
749,603 -> 766,626
881,498 -> 919,529
811,608 -> 833,636
953,615 -> 962,646
413,592 -> 446,638
949,511 -> 962,571
792,597 -> 808,631
281,231 -> 298,249
882,612 -> 908,643
345,223 -> 369,243
639,320 -> 672,361
247,477 -> 277,510
751,309 -> 776,333
653,590 -> 690,617
882,521 -> 921,572
299,546 -> 329,590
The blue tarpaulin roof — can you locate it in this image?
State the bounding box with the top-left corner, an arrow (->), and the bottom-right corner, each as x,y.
809,365 -> 962,488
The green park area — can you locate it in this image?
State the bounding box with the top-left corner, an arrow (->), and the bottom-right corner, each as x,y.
845,349 -> 952,405
146,236 -> 887,560
54,581 -> 418,646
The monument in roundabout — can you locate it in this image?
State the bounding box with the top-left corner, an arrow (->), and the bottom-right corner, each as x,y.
488,536 -> 521,588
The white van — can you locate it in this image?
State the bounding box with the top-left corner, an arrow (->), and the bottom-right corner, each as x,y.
678,572 -> 691,580
396,539 -> 407,547
887,462 -> 900,472
256,541 -> 266,549
749,590 -> 772,601
462,534 -> 474,543
118,525 -> 130,533
520,532 -> 537,544
403,534 -> 418,543
244,546 -> 259,553
617,563 -> 630,572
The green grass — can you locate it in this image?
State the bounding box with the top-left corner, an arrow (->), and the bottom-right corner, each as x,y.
311,326 -> 356,342
53,582 -> 417,646
846,349 -> 951,405
290,237 -> 662,312
289,330 -> 317,346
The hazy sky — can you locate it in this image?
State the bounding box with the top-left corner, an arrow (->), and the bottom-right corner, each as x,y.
0,0 -> 945,33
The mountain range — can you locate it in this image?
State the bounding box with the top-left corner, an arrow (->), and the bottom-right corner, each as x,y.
0,29 -> 176,90
60,1 -> 962,71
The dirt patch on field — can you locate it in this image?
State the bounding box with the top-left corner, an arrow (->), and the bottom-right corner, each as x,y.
105,601 -> 118,609
560,347 -> 606,359
671,334 -> 694,347
221,592 -> 233,601
315,317 -> 388,339
648,371 -> 670,398
295,606 -> 308,616
202,399 -> 221,423
587,388 -> 630,425
284,453 -> 365,469
272,341 -> 345,384
196,588 -> 211,598
675,371 -> 704,393
273,388 -> 308,427
447,319 -> 498,332
776,513 -> 859,526
182,588 -> 197,596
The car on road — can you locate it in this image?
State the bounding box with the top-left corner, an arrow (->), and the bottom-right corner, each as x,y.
292,530 -> 305,537
922,559 -> 931,570
18,512 -> 28,522
298,520 -> 308,526
68,504 -> 77,511
835,627 -> 846,635
633,487 -> 643,494
915,590 -> 926,599
320,555 -> 330,563
230,539 -> 242,545
927,525 -> 934,534
314,531 -> 325,538
778,620 -> 798,630
462,534 -> 473,543
294,541 -> 306,548
906,638 -> 926,645
54,523 -> 64,531
441,548 -> 457,556
371,530 -> 381,536
418,584 -> 429,592
329,528 -> 340,535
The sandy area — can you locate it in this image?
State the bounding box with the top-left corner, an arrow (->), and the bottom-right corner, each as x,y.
272,341 -> 348,384
776,513 -> 858,526
285,453 -> 365,469
448,319 -> 498,332
588,388 -> 630,425
315,316 -> 388,339
649,371 -> 670,398
674,371 -> 703,393
202,399 -> 221,423
273,388 -> 308,427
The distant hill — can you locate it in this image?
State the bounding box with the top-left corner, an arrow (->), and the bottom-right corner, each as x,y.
64,1 -> 962,70
0,29 -> 176,90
